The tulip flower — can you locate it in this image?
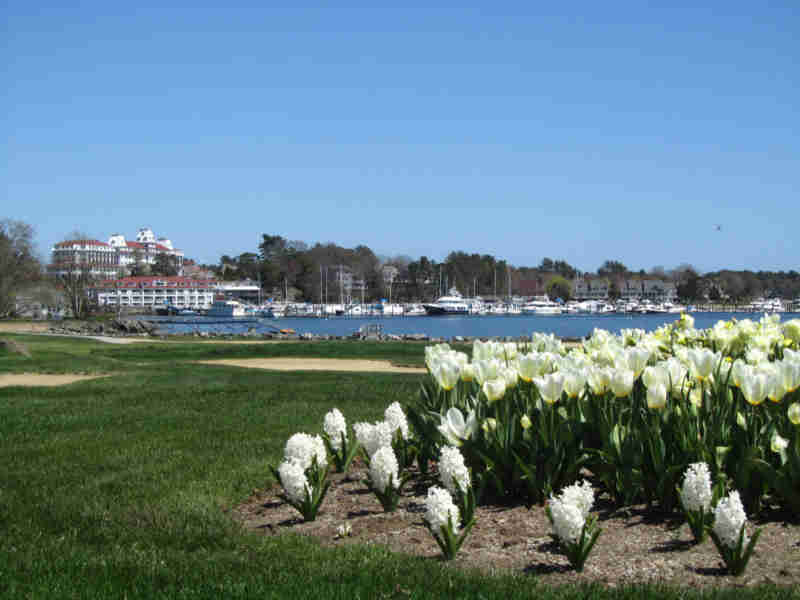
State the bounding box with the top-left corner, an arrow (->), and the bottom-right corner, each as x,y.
482,378 -> 506,404
687,348 -> 717,382
437,407 -> 478,447
646,382 -> 667,410
789,403 -> 800,426
562,370 -> 587,399
740,372 -> 769,406
610,368 -> 634,398
432,359 -> 460,391
625,347 -> 650,378
534,372 -> 565,405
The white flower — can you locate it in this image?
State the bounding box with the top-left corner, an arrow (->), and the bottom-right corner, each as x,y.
562,369 -> 587,399
687,348 -> 718,381
587,366 -> 612,395
284,433 -> 327,470
482,377 -> 507,403
556,480 -> 595,519
534,372 -> 564,405
353,421 -> 394,457
278,460 -> 312,504
548,496 -> 585,544
625,347 -> 651,378
369,446 -> 400,493
647,382 -> 667,410
713,490 -> 749,549
439,445 -> 470,495
336,522 -> 352,538
610,368 -> 634,398
323,408 -> 347,451
680,462 -> 712,513
384,402 -> 410,440
437,407 -> 478,447
789,402 -> 800,425
424,486 -> 460,534
432,358 -> 460,391
771,433 -> 789,455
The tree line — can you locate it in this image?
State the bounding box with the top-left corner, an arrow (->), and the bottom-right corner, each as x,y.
1,220 -> 798,319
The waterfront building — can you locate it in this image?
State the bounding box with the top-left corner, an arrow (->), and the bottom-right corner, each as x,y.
50,227 -> 184,277
93,276 -> 218,310
573,277 -> 610,300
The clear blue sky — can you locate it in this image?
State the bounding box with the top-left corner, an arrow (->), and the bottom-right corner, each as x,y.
3,1 -> 798,274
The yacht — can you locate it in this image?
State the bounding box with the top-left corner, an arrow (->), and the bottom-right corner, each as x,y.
521,297 -> 563,315
423,288 -> 470,315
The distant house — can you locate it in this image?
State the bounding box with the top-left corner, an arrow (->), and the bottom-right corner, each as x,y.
619,279 -> 677,301
573,277 -> 610,300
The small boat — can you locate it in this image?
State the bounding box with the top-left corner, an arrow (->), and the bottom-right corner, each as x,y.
206,298 -> 248,317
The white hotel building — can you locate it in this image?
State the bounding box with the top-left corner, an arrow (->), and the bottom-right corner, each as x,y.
50,227 -> 184,277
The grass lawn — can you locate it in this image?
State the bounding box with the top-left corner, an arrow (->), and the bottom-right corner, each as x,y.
0,335 -> 795,599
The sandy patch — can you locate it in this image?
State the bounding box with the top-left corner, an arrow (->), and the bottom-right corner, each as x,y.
197,358 -> 425,373
0,373 -> 109,387
0,322 -> 50,333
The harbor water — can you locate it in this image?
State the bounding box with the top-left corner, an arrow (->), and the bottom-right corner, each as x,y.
140,312 -> 800,340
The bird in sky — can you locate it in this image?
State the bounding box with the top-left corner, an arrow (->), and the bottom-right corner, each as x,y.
713,224 -> 722,231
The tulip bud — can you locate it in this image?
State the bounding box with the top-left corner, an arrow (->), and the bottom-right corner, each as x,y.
520,414 -> 532,430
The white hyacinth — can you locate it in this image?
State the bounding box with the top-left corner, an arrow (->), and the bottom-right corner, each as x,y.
384,402 -> 410,440
680,462 -> 713,513
353,421 -> 393,458
278,460 -> 312,504
548,495 -> 586,545
369,446 -> 400,493
713,490 -> 749,549
556,480 -> 595,519
284,433 -> 327,470
438,445 -> 470,495
424,486 -> 461,534
323,408 -> 347,451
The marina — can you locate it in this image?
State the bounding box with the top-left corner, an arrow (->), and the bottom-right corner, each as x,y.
139,310 -> 800,340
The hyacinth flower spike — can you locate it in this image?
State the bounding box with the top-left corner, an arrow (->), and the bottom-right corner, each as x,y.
423,487 -> 475,561
707,490 -> 762,576
269,456 -> 331,522
678,462 -> 715,544
322,408 -> 360,473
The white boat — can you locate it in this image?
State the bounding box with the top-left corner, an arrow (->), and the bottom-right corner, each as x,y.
403,303 -> 426,316
207,298 -> 248,317
423,288 -> 470,316
521,298 -> 563,315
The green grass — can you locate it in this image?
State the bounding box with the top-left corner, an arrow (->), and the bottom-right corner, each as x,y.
0,335 -> 795,599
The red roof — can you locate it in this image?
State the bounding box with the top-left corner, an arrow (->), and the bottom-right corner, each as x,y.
94,276 -> 218,288
54,239 -> 110,247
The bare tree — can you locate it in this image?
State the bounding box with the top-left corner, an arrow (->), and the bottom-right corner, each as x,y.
0,219 -> 42,317
51,230 -> 98,319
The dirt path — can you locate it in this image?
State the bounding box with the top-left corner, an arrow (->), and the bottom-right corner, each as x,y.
197,358 -> 426,373
0,322 -> 50,333
0,373 -> 109,387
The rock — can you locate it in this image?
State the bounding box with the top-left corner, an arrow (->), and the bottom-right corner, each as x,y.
0,338 -> 31,357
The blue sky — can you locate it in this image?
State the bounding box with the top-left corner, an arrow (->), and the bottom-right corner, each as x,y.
3,1 -> 798,273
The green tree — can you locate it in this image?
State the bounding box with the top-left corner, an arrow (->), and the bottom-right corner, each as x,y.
598,260 -> 628,276
152,254 -> 178,277
545,275 -> 572,301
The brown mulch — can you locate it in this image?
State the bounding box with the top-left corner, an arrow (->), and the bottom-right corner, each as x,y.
232,462 -> 800,589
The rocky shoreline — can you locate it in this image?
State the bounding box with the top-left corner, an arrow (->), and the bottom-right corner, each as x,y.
38,319 -> 581,345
